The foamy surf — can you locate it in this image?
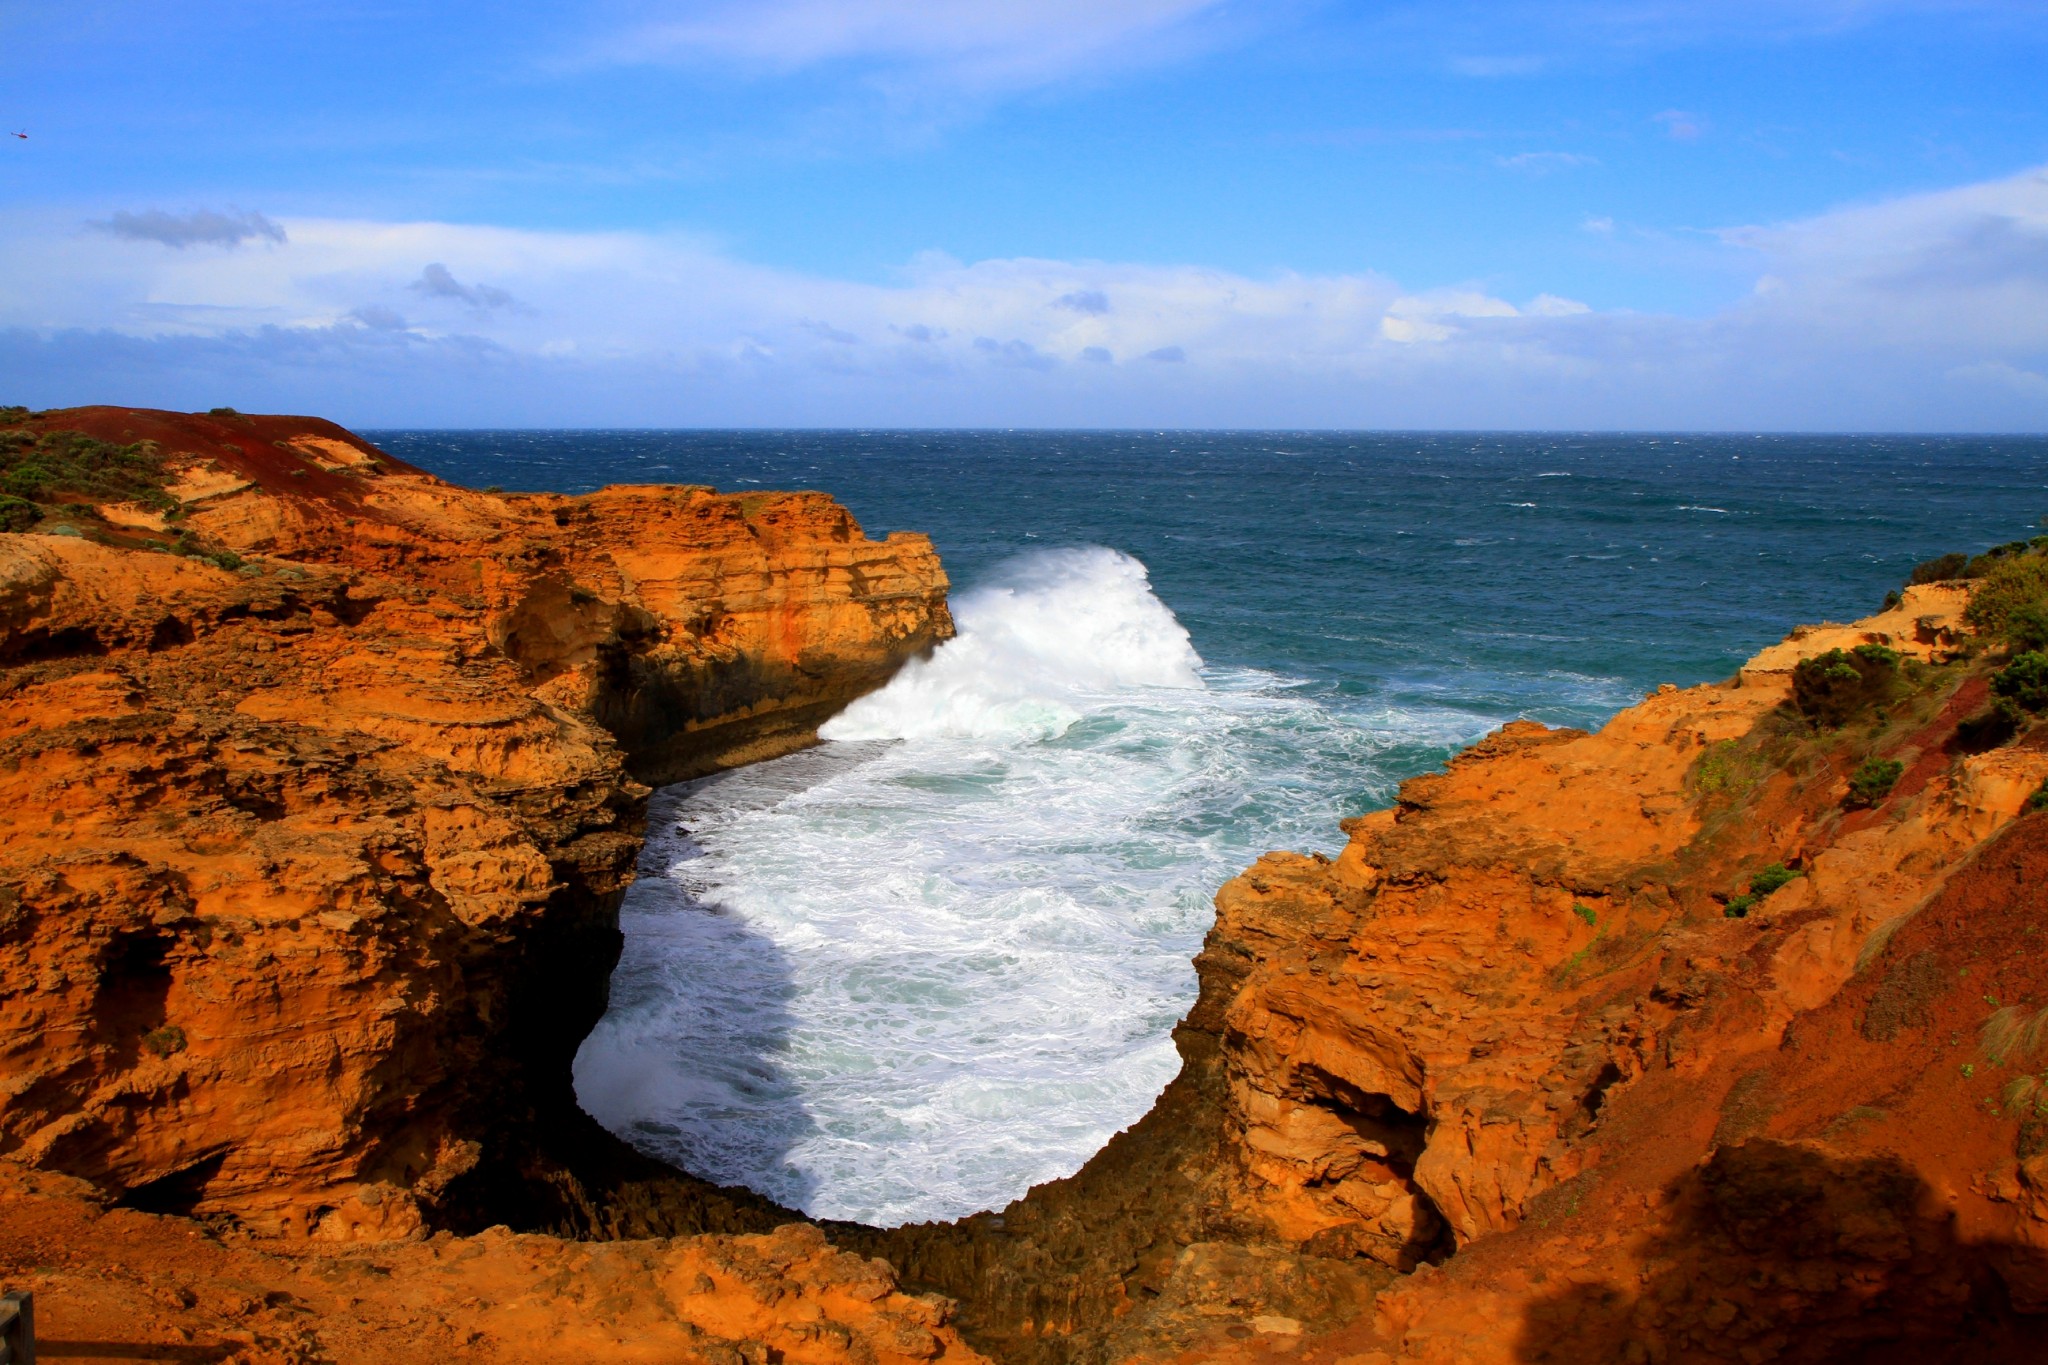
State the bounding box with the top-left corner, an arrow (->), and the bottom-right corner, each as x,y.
823,547 -> 1203,743
574,547 -> 1489,1225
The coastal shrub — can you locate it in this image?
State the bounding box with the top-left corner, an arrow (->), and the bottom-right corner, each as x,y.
1964,550 -> 2048,649
1724,863 -> 1803,918
1573,903 -> 1597,927
208,406 -> 240,417
1750,863 -> 1801,897
0,406 -> 29,425
1909,552 -> 1969,585
1985,1004 -> 2048,1066
0,427 -> 172,512
1791,644 -> 1901,727
1845,756 -> 1905,809
0,494 -> 40,532
1993,652 -> 2048,713
140,1024 -> 187,1057
2029,779 -> 2048,815
2009,605 -> 2048,655
1953,698 -> 2026,752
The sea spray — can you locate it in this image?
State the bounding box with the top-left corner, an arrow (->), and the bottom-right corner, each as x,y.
824,547 -> 1204,742
575,548 -> 1491,1225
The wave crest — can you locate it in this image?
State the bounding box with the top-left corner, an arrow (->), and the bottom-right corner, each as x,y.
822,546 -> 1204,743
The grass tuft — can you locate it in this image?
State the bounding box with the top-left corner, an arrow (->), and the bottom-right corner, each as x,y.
1983,1005 -> 2048,1067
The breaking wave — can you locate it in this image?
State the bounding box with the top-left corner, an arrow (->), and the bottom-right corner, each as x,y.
575,548 -> 1486,1225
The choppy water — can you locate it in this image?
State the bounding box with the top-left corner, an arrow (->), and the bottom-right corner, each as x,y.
373,429 -> 2048,1224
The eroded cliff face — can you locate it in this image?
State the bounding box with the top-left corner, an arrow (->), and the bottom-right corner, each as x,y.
0,407 -> 951,1245
7,408 -> 2047,1365
869,581 -> 2048,1365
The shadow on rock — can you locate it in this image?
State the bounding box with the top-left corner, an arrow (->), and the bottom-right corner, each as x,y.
569,779 -> 823,1215
1513,1139 -> 2046,1364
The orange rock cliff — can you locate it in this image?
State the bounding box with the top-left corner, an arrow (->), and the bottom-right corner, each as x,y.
4,407 -> 2048,1365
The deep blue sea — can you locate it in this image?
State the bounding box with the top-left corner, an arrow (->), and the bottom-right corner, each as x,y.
371,430 -> 2048,1225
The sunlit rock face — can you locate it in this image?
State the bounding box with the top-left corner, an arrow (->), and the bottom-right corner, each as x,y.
0,405 -> 951,1236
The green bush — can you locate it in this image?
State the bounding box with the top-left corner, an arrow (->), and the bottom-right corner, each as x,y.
1725,863 -> 1803,918
2028,779 -> 2048,814
1965,550 -> 2048,650
1846,757 -> 1905,809
1954,698 -> 2027,751
2009,604 -> 2048,655
0,494 -> 40,532
1994,652 -> 2048,713
1572,903 -> 1597,927
1750,863 -> 1801,897
140,1024 -> 188,1057
1792,644 -> 1902,727
0,427 -> 172,512
1909,552 -> 1969,585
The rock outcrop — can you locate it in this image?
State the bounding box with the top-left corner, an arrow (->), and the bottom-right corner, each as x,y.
0,407 -> 951,1243
866,575 -> 2048,1364
6,405 -> 2046,1365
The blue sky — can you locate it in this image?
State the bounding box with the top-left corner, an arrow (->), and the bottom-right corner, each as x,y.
4,0 -> 2047,428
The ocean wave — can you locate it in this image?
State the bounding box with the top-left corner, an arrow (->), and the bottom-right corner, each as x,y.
575,549 -> 1487,1225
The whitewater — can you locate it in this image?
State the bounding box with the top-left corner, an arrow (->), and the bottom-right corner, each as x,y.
371,428 -> 2048,1230
573,547 -> 1485,1225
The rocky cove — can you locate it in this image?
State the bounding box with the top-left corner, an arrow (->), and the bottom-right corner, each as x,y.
4,408 -> 2048,1364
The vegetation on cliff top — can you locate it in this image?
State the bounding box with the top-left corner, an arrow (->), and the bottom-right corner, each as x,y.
0,407 -> 250,570
1792,642 -> 1905,728
0,407 -> 175,532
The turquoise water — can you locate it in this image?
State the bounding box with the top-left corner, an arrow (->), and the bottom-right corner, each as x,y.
375,430 -> 2048,1224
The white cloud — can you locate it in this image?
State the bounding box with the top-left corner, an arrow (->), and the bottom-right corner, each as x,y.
5,164 -> 2048,429
1495,151 -> 1600,173
411,262 -> 518,310
1525,294 -> 1592,316
593,0 -> 1234,87
1448,54 -> 1547,77
1654,109 -> 1707,140
1949,361 -> 2048,399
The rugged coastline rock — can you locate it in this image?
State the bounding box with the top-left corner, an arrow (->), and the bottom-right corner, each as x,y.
0,406 -> 951,1245
5,406 -> 2047,1364
865,581 -> 2048,1364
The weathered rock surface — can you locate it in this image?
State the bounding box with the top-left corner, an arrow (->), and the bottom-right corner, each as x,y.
7,406 -> 2047,1365
0,1163 -> 985,1365
866,577 -> 2048,1364
0,407 -> 950,1242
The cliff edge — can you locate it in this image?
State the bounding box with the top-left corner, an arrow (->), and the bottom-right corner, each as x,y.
0,406 -> 952,1243
6,408 -> 2047,1365
866,571 -> 2048,1365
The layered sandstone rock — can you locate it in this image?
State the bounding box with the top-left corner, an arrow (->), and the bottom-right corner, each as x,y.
0,1164 -> 986,1365
0,407 -> 950,1240
871,581 -> 2048,1365
7,405 -> 2046,1365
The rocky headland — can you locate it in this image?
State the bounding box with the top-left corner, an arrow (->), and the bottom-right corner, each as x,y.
4,407 -> 2047,1364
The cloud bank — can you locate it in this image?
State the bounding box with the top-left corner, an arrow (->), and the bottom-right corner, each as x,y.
4,167 -> 2046,429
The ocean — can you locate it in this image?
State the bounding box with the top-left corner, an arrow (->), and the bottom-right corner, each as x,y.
371,429 -> 2048,1225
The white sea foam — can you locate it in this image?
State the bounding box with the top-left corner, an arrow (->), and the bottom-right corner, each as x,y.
822,547 -> 1203,743
574,548 -> 1488,1225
